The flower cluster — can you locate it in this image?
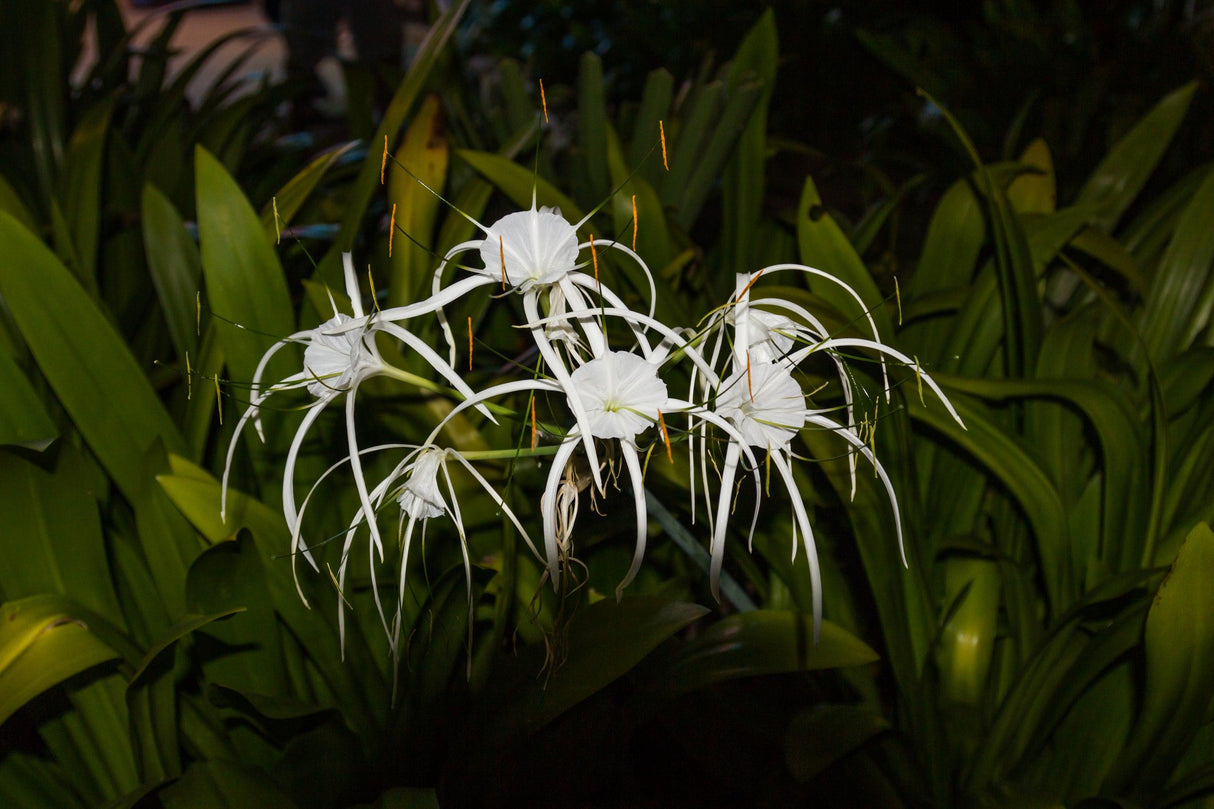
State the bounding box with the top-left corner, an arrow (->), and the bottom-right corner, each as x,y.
222,196 -> 962,661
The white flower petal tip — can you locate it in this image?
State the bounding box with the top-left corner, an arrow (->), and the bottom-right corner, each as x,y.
570,351 -> 669,441
479,206 -> 579,289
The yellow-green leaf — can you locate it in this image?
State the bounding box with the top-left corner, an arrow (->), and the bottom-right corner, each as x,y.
0,212 -> 184,501
0,595 -> 120,728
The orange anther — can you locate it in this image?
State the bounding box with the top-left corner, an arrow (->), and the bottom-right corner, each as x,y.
388,203 -> 397,257
659,120 -> 668,171
499,234 -> 507,290
658,409 -> 673,463
631,194 -> 638,251
539,78 -> 549,123
746,351 -> 754,403
590,233 -> 599,287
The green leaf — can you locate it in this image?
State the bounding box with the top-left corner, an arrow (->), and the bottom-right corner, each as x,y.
1006,139 -> 1056,214
1076,227 -> 1143,289
0,172 -> 37,232
924,89 -> 1041,376
1136,165 -> 1214,365
605,126 -> 678,321
186,536 -> 287,698
494,59 -> 533,136
387,95 -> 449,308
130,609 -> 246,687
577,52 -> 609,201
126,610 -> 242,783
492,598 -> 707,735
936,557 -> 1001,704
134,25 -> 248,165
142,183 -> 203,360
938,371 -> 1147,572
851,173 -> 926,256
260,139 -> 359,239
328,0 -> 471,266
658,612 -> 878,695
0,746 -> 90,809
0,212 -> 184,501
194,146 -> 294,389
1017,661 -> 1134,800
678,80 -> 761,233
0,350 -> 56,450
627,69 -> 673,179
905,175 -> 985,361
159,760 -> 300,809
456,148 -> 585,224
403,565 -> 490,712
721,8 -> 776,269
1107,522 -> 1214,796
59,97 -> 114,285
0,448 -> 126,627
0,595 -> 120,728
8,0 -> 66,211
909,395 -> 1072,611
784,704 -> 890,784
971,568 -> 1159,790
158,454 -> 386,738
661,83 -> 721,210
797,175 -> 892,336
1077,82 -> 1197,233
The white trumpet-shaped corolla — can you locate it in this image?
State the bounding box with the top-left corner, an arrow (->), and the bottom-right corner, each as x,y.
570,350 -> 669,441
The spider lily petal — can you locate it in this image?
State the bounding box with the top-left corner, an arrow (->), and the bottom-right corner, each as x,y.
794,337 -> 965,428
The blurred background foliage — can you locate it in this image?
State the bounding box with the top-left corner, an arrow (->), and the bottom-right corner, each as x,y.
2,0 -> 1214,807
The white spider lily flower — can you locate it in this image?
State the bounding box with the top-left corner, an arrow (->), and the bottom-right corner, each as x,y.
414,341 -> 680,600
697,270 -> 966,639
300,312 -> 381,397
326,444 -> 540,683
220,252 -> 386,536
291,441 -> 543,665
715,360 -> 809,449
221,253 -> 493,575
480,205 -> 579,289
738,307 -> 800,364
570,351 -> 669,440
396,447 -> 447,520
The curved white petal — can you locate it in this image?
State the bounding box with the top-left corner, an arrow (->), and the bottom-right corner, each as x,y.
615,443 -> 649,599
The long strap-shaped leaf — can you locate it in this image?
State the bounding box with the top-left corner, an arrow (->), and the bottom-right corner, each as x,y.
0,212 -> 185,502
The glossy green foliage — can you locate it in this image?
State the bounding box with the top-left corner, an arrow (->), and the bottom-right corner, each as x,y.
2,3 -> 1212,808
